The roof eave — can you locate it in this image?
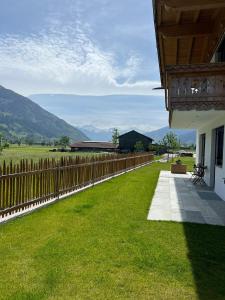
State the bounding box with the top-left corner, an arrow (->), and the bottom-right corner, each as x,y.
152,0 -> 164,87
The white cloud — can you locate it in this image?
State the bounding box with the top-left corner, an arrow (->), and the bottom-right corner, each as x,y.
0,22 -> 162,96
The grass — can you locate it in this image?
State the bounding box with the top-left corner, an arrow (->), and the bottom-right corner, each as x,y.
174,156 -> 195,171
0,145 -> 103,165
153,154 -> 163,160
154,155 -> 195,171
0,158 -> 225,299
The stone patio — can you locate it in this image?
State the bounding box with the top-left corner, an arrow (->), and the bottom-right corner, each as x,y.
148,171 -> 225,226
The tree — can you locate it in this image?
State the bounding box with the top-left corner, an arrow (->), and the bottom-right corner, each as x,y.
3,142 -> 9,149
149,143 -> 166,155
134,141 -> 144,152
25,136 -> 34,146
161,132 -> 180,152
160,132 -> 181,161
0,133 -> 9,154
189,143 -> 196,151
17,139 -> 22,146
59,136 -> 70,148
0,133 -> 3,154
112,128 -> 119,146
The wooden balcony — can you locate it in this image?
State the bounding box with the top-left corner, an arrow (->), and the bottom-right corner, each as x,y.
165,63 -> 225,112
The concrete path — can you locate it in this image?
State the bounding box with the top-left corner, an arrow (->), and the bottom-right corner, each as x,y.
148,171 -> 225,226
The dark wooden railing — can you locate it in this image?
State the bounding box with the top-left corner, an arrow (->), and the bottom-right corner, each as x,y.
0,153 -> 153,218
165,63 -> 225,111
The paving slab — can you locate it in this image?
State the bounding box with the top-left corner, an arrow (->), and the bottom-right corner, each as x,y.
147,171 -> 225,226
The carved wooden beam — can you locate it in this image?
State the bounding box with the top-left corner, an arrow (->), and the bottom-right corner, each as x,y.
159,22 -> 213,39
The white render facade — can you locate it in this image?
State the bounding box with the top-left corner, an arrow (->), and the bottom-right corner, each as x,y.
170,109 -> 225,202
196,113 -> 225,201
153,0 -> 225,202
166,64 -> 225,203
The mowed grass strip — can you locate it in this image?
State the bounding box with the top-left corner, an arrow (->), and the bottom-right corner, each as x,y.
0,161 -> 225,299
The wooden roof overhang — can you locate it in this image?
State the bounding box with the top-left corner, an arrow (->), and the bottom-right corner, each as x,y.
153,0 -> 225,87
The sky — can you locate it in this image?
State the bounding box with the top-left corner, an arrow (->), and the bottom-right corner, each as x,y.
0,0 -> 167,131
30,94 -> 167,132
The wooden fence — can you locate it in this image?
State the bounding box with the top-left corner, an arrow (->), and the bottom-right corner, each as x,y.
0,153 -> 153,218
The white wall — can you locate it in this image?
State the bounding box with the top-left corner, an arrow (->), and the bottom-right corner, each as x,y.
198,114 -> 225,201
196,129 -> 200,163
215,166 -> 225,201
197,127 -> 213,186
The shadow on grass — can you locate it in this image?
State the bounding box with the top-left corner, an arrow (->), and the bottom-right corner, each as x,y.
173,177 -> 225,299
183,223 -> 225,299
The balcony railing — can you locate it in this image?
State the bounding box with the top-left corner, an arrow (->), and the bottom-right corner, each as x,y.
165,63 -> 225,111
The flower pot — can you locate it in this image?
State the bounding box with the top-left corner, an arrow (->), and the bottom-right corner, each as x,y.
171,163 -> 187,174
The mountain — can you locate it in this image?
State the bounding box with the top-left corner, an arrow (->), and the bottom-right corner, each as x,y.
79,124 -> 196,145
146,126 -> 196,145
29,94 -> 167,132
77,125 -> 114,141
0,85 -> 88,142
27,93 -> 195,144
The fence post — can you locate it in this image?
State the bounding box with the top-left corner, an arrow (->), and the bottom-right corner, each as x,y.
112,159 -> 114,176
56,164 -> 60,200
91,161 -> 95,186
0,153 -> 154,218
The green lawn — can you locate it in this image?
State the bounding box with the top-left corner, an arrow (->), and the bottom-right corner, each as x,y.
175,156 -> 196,171
0,159 -> 225,299
153,154 -> 163,161
0,145 -> 103,165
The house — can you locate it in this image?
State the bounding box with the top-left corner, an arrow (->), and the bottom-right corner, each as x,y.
70,141 -> 117,152
153,0 -> 225,201
119,130 -> 153,152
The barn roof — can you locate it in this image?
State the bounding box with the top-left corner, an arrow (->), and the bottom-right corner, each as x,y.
70,141 -> 117,149
119,130 -> 153,141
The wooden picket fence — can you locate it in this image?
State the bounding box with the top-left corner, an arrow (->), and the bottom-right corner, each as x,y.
0,153 -> 153,218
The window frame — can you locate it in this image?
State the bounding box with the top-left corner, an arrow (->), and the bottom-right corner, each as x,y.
199,133 -> 206,166
215,126 -> 224,167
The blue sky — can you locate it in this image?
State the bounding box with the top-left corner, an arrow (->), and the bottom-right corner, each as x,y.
0,0 -> 167,131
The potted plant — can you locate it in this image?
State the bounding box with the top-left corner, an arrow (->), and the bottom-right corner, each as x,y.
171,159 -> 187,174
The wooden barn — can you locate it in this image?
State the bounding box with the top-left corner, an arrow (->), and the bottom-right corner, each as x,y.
70,141 -> 117,152
118,130 -> 153,152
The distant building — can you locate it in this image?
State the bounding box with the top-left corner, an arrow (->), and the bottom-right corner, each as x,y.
70,141 -> 117,152
118,130 -> 153,152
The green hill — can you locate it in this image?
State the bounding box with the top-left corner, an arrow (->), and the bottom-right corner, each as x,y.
0,85 -> 88,142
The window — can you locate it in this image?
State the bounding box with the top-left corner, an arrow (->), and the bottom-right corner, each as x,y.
200,134 -> 206,165
215,126 -> 224,167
